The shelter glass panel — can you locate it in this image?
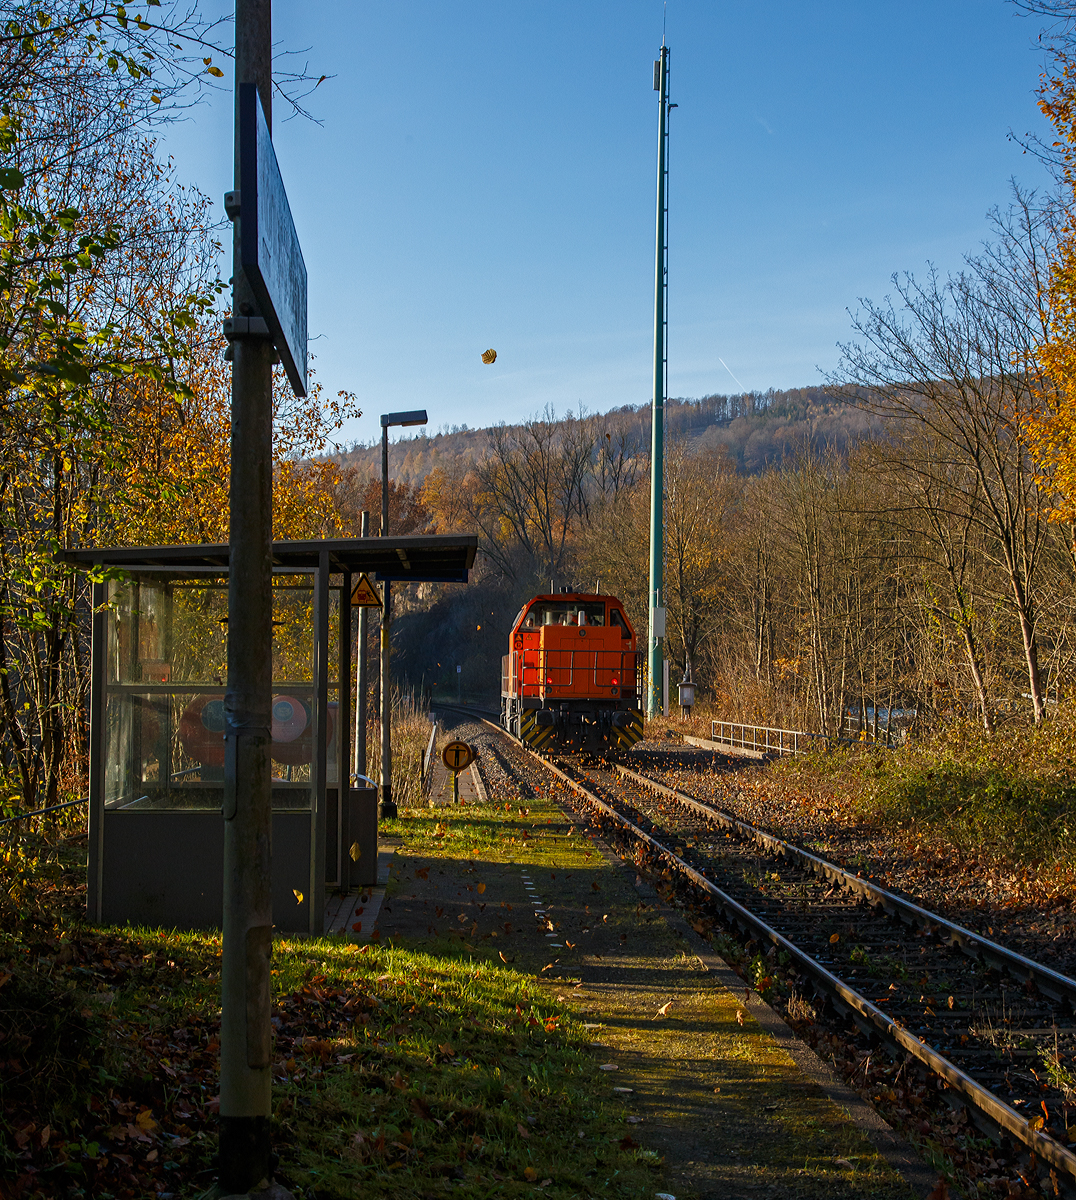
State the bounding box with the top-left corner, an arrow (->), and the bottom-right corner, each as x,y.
103,574 -> 336,812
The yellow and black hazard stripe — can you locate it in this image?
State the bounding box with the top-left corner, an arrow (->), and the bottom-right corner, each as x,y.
519,710 -> 555,753
613,709 -> 644,749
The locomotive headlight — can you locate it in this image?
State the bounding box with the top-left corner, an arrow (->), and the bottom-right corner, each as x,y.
514,636 -> 523,650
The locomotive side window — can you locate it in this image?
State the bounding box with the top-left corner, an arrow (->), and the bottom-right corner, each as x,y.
610,609 -> 631,638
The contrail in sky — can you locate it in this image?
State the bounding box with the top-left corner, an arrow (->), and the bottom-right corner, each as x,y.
718,357 -> 746,392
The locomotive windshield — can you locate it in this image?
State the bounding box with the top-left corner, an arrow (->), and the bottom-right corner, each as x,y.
522,601 -> 606,628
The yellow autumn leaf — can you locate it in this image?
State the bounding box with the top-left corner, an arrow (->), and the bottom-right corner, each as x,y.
293,889 -> 304,904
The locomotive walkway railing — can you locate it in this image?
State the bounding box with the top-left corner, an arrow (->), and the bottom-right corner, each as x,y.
504,649 -> 645,703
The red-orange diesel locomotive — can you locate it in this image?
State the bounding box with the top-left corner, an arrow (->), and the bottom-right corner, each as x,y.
500,590 -> 644,753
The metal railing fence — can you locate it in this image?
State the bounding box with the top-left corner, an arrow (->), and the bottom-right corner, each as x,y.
421,720 -> 438,794
0,796 -> 88,827
709,720 -> 898,756
709,721 -> 822,756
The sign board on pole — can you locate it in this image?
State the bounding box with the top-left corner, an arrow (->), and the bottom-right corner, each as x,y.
441,741 -> 476,772
350,574 -> 382,608
239,83 -> 308,398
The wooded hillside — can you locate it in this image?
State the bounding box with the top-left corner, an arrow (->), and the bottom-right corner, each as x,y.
332,386 -> 886,488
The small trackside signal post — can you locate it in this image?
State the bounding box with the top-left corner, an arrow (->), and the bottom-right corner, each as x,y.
648,44 -> 670,719
442,740 -> 475,805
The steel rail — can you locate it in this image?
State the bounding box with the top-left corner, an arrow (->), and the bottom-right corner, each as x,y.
437,703 -> 1076,1177
535,756 -> 1076,1184
615,763 -> 1076,1006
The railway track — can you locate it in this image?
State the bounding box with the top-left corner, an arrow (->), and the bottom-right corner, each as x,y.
436,703 -> 1076,1196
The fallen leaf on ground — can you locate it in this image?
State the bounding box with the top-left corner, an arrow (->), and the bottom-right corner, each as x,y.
656,1000 -> 673,1017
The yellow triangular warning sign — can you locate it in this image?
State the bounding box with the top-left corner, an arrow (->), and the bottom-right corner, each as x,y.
350,573 -> 382,608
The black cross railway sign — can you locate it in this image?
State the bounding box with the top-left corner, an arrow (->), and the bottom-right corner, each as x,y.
441,741 -> 475,773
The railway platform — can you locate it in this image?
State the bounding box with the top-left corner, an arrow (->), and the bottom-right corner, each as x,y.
347,710 -> 935,1200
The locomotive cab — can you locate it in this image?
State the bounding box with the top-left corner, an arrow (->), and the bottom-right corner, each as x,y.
500,593 -> 644,754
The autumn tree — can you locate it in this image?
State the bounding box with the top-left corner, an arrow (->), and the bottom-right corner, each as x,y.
474,408 -> 596,586
836,194 -> 1056,722
0,1 -> 327,805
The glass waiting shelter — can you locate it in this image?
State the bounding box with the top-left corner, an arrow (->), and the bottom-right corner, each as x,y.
61,535 -> 477,934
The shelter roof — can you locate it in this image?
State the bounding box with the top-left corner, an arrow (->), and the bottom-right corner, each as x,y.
59,534 -> 478,583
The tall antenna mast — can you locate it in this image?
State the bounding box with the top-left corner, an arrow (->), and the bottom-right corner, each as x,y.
647,44 -> 670,719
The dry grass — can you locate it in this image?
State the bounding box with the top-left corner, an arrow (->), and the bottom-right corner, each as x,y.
363,688 -> 434,811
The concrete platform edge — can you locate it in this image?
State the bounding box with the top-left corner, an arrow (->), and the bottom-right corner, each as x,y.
584,829 -> 940,1199
682,734 -> 767,759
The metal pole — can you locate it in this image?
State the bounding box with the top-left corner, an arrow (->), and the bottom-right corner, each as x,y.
87,579 -> 106,923
310,550 -> 329,934
220,0 -> 273,1191
338,565 -> 351,889
379,429 -> 395,817
353,510 -> 369,779
647,45 -> 669,719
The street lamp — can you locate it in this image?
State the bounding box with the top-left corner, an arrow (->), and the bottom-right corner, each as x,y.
378,409 -> 427,818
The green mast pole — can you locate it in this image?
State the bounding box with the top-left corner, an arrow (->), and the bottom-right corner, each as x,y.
647,45 -> 669,719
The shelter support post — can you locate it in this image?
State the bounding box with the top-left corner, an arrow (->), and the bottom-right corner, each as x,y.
354,510 -> 369,779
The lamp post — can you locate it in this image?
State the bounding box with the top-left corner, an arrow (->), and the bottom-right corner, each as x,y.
378,409 -> 427,819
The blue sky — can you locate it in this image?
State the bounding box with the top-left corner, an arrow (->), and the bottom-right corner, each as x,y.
159,1 -> 1056,446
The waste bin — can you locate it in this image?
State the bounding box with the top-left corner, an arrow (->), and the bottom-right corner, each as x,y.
345,787 -> 378,888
